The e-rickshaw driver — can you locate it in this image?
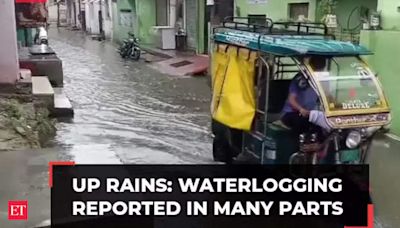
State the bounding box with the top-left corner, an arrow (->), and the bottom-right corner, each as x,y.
281,56 -> 327,138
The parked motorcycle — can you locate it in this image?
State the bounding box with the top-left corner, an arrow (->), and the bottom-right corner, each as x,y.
34,26 -> 48,45
118,32 -> 141,61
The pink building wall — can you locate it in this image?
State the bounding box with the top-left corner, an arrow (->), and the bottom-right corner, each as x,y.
0,0 -> 19,84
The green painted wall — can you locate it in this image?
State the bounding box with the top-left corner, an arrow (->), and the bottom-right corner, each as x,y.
359,0 -> 400,135
186,0 -> 198,50
377,0 -> 400,30
197,0 -> 205,54
235,0 -> 317,21
313,0 -> 377,42
334,0 -> 377,30
135,0 -> 156,44
113,0 -> 156,44
360,30 -> 400,134
113,0 -> 136,44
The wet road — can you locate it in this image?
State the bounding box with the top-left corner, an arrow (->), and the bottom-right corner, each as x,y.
46,28 -> 400,227
369,134 -> 400,228
48,28 -> 212,164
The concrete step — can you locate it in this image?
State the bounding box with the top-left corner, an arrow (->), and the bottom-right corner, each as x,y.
32,76 -> 54,96
140,45 -> 174,59
52,87 -> 74,117
16,69 -> 33,95
32,76 -> 54,108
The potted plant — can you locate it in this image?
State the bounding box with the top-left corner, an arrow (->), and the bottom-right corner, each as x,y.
318,0 -> 338,28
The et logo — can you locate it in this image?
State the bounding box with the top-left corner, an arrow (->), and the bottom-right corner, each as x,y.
8,200 -> 28,220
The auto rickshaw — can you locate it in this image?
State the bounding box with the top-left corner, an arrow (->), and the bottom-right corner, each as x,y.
210,17 -> 391,164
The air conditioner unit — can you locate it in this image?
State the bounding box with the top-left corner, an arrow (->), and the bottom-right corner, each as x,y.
151,26 -> 176,50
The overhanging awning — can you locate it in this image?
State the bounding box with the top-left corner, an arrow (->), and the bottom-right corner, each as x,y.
15,0 -> 47,3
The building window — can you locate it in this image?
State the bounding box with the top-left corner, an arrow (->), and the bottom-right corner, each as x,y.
119,9 -> 132,27
248,14 -> 267,25
288,3 -> 309,21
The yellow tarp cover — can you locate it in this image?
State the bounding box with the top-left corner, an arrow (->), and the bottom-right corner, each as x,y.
211,44 -> 257,131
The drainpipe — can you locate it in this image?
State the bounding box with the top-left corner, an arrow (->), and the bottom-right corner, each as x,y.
57,0 -> 60,27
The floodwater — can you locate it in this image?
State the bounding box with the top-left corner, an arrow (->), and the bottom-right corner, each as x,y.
47,28 -> 400,227
48,28 -> 212,164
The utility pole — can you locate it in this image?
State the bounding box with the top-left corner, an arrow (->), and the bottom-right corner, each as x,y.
57,0 -> 60,27
99,0 -> 104,39
78,0 -> 82,29
73,1 -> 77,27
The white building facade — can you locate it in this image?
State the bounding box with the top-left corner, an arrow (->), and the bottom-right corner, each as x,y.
83,0 -> 113,39
0,0 -> 19,84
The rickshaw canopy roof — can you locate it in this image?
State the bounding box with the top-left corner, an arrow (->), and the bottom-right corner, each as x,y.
213,29 -> 372,56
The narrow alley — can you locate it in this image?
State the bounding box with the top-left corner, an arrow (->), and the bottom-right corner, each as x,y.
48,27 -> 213,164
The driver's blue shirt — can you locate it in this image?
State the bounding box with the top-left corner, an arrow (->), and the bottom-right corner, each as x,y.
282,75 -> 318,114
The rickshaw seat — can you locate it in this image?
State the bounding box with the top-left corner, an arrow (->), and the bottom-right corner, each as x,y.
270,120 -> 291,131
267,113 -> 281,123
261,80 -> 292,123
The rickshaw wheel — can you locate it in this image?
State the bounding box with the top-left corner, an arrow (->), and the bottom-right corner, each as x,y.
289,152 -> 308,165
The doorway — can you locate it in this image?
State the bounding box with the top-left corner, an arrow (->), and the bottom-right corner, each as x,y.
156,0 -> 169,26
176,0 -> 186,30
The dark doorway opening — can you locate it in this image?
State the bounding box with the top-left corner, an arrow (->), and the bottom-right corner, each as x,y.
288,2 -> 309,21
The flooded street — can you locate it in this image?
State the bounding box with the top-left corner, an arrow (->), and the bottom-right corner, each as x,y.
45,28 -> 400,227
48,28 -> 212,164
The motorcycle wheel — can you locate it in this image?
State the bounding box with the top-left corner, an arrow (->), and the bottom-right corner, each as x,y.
119,47 -> 129,58
131,49 -> 141,61
289,152 -> 308,164
118,43 -> 128,57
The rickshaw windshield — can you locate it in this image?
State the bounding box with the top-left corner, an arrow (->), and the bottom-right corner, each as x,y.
311,56 -> 387,113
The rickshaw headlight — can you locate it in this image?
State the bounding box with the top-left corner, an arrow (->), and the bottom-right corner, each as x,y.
346,131 -> 362,149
